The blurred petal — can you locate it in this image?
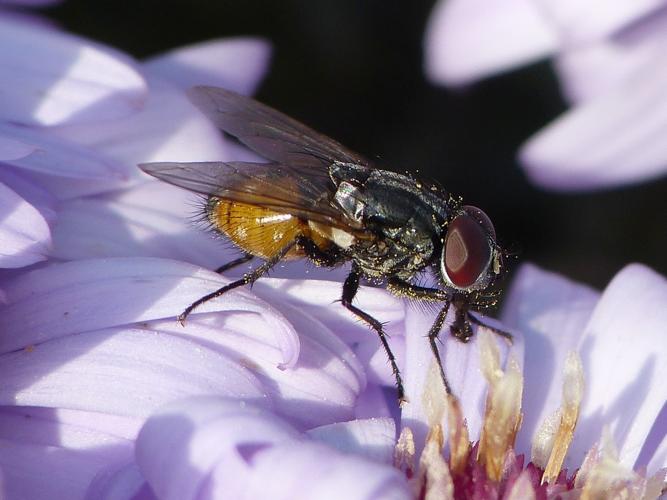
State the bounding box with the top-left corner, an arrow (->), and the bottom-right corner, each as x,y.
501,263 -> 600,458
0,16 -> 146,126
0,182 -> 51,268
424,0 -> 558,85
0,257 -> 300,370
520,61 -> 667,190
53,76 -> 237,167
555,9 -> 667,103
0,168 -> 57,223
307,417 -> 396,464
0,328 -> 269,417
144,37 -> 271,95
537,0 -> 666,43
401,304 -> 521,453
568,263 -> 667,472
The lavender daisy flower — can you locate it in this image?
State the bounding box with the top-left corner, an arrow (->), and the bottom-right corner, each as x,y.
424,0 -> 667,190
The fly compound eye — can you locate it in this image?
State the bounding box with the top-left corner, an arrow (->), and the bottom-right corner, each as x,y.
441,206 -> 496,290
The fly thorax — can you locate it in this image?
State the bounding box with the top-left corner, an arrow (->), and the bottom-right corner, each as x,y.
334,180 -> 365,223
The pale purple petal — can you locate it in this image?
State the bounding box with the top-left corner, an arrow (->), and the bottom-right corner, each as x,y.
537,0 -> 666,43
424,0 -> 558,85
0,135 -> 36,161
0,168 -> 57,223
142,301 -> 365,428
136,397 -> 301,500
253,278 -> 405,386
0,15 -> 146,126
0,406 -> 137,500
501,263 -> 600,458
568,263 -> 667,473
0,328 -> 270,417
85,462 -> 155,500
307,418 -> 397,464
231,441 -> 410,500
520,61 -> 667,190
0,182 -> 51,267
144,37 -> 271,95
555,9 -> 667,104
0,258 -> 300,370
52,76 -> 238,167
137,397 -> 410,500
50,182 -> 231,268
401,304 -> 521,452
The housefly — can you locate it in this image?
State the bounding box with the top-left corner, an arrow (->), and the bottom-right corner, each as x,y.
139,86 -> 512,403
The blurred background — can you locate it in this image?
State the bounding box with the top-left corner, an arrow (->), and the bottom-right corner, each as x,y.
45,0 -> 666,289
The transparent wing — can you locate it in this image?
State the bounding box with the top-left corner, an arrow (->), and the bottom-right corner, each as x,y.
188,86 -> 373,168
139,160 -> 364,229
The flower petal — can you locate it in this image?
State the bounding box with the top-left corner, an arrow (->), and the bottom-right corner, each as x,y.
0,257 -> 299,370
537,0 -> 666,43
52,76 -> 240,167
567,264 -> 667,472
0,328 -> 269,417
0,406 -> 136,500
0,15 -> 146,126
142,300 -> 365,428
50,182 -> 231,268
520,60 -> 667,190
307,417 -> 397,464
424,0 -> 558,85
0,135 -> 36,161
144,37 -> 271,95
501,263 -> 600,457
554,9 -> 667,104
136,397 -> 301,500
0,182 -> 51,268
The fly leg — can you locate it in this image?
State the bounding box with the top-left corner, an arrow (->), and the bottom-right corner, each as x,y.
387,278 -> 453,395
342,266 -> 405,403
179,241 -> 295,325
215,252 -> 253,274
467,312 -> 513,344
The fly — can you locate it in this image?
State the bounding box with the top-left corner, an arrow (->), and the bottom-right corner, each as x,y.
139,86 -> 512,403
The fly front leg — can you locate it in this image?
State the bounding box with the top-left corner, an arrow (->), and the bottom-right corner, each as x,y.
387,278 -> 453,394
179,241 -> 296,325
342,266 -> 406,403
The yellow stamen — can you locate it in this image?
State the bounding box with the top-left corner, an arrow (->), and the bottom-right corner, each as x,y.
541,352 -> 584,484
394,426 -> 416,477
477,330 -> 524,481
419,423 -> 454,500
445,394 -> 470,475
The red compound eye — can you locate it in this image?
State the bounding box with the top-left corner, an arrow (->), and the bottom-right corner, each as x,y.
442,206 -> 495,289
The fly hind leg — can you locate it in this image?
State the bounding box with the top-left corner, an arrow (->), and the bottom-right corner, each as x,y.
178,242 -> 295,325
215,252 -> 253,274
342,266 -> 405,403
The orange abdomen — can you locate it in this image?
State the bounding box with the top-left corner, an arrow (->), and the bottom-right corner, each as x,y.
209,199 -> 330,260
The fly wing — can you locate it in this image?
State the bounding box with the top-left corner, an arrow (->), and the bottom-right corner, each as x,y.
139,160 -> 364,229
188,86 -> 373,169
